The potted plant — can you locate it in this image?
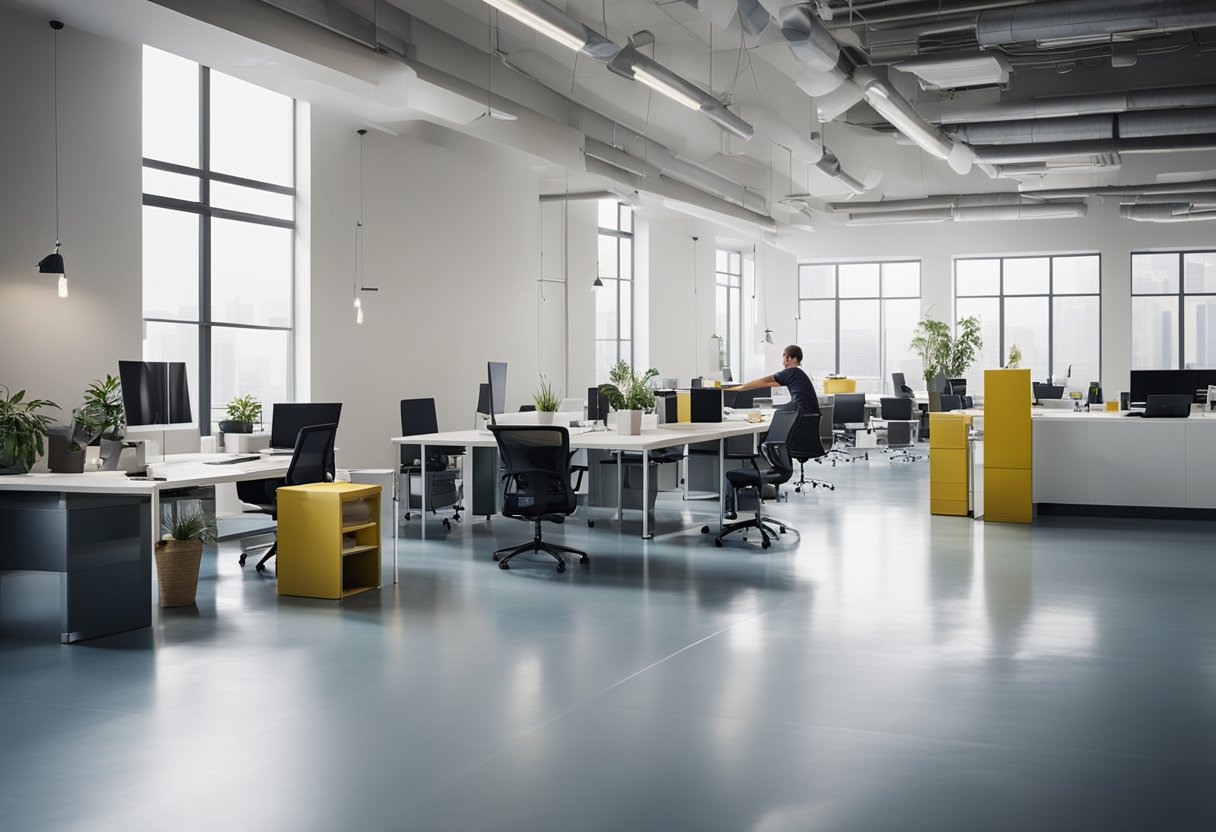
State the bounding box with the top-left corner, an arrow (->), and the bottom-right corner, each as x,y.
155,510 -> 217,607
909,316 -> 983,411
80,374 -> 126,470
219,394 -> 262,434
531,377 -> 560,425
598,360 -> 659,436
1006,343 -> 1023,369
0,386 -> 60,474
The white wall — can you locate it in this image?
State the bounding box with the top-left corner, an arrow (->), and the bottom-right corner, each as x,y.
308,114 -> 544,467
648,220 -> 717,381
0,6 -> 141,466
787,202 -> 1216,397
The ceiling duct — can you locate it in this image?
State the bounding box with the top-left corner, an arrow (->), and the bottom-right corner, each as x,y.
934,85 -> 1216,124
893,53 -> 1012,91
260,0 -> 413,57
971,133 -> 1216,164
946,108 -> 1216,145
848,199 -> 1088,224
1121,203 -> 1216,221
976,0 -> 1216,47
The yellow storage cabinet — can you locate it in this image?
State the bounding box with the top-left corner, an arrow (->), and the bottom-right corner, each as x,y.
277,482 -> 381,600
930,413 -> 972,516
983,368 -> 1032,524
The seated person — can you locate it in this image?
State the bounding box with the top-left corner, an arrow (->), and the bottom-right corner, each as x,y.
727,344 -> 820,415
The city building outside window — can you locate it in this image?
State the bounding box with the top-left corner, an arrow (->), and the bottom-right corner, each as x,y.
595,200 -> 634,382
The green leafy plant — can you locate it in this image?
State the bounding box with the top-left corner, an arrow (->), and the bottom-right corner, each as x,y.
80,374 -> 125,438
531,377 -> 560,412
0,386 -> 60,473
225,394 -> 262,424
161,510 -> 217,544
1006,343 -> 1023,369
598,360 -> 659,412
909,316 -> 984,388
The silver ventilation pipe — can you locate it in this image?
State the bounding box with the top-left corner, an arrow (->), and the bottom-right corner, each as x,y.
1121,203 -> 1216,222
946,108 -> 1216,145
976,0 -> 1216,47
971,133 -> 1216,164
934,85 -> 1216,125
848,201 -> 1088,224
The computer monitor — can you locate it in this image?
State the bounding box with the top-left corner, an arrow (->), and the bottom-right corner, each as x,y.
1033,383 -> 1065,402
721,368 -> 733,383
1144,394 -> 1192,418
947,378 -> 967,397
270,402 -> 343,450
486,362 -> 508,425
119,360 -> 192,426
732,387 -> 765,409
586,386 -> 610,425
476,383 -> 491,416
1130,369 -> 1200,404
892,372 -> 905,389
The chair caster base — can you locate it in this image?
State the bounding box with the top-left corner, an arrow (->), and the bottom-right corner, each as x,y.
499,561 -> 509,570
701,525 -> 710,534
238,554 -> 247,567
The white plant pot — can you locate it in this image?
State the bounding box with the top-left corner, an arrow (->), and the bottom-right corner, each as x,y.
536,411 -> 554,425
616,409 -> 643,436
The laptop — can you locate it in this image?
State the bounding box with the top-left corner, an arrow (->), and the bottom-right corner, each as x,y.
1143,394 -> 1191,418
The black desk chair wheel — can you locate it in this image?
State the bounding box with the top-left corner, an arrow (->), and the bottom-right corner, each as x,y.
489,425 -> 588,573
715,409 -> 799,549
236,423 -> 337,571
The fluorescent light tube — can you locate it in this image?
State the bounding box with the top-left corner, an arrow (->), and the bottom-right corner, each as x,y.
483,0 -> 588,52
632,67 -> 703,111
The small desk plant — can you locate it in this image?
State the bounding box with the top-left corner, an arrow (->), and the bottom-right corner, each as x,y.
156,510 -> 217,607
532,377 -> 560,425
598,360 -> 659,436
0,385 -> 59,474
81,374 -> 127,470
220,394 -> 262,434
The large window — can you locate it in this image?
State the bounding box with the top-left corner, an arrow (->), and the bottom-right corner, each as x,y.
715,250 -> 743,381
596,200 -> 634,381
955,255 -> 1100,396
796,261 -> 921,392
1132,251 -> 1216,369
142,46 -> 295,433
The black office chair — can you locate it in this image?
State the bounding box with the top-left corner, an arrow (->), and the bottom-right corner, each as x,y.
236,423 -> 337,571
715,409 -> 798,549
400,398 -> 464,530
830,392 -> 869,462
789,411 -> 834,492
489,425 -> 588,573
878,397 -> 922,463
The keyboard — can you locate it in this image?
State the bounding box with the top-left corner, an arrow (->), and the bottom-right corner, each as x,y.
260,447 -> 293,455
205,455 -> 262,465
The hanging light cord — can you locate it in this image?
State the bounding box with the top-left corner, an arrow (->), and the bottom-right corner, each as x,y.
355,129 -> 366,298
52,21 -> 61,246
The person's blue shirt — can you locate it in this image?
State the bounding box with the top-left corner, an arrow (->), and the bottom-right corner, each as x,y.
773,365 -> 819,414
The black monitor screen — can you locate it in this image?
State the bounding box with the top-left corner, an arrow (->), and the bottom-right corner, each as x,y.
947,378 -> 967,397
1130,370 -> 1199,403
270,403 -> 342,449
487,362 -> 508,424
892,372 -> 906,389
476,383 -> 491,416
119,360 -> 192,426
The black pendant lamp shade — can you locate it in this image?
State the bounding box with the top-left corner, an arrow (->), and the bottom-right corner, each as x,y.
38,245 -> 65,276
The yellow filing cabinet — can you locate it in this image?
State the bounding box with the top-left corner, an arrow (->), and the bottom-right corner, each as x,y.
983,368 -> 1032,524
823,377 -> 857,394
929,413 -> 972,516
677,391 -> 691,423
277,482 -> 381,600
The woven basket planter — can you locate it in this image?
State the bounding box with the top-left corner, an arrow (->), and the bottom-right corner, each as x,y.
154,539 -> 203,607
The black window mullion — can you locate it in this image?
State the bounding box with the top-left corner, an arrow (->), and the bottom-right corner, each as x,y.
198,66 -> 211,436
1178,253 -> 1185,369
1046,257 -> 1055,379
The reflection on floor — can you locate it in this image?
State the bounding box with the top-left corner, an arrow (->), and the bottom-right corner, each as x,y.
2,458 -> 1214,831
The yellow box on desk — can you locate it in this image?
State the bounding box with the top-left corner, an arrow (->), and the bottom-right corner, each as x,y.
677,391 -> 691,423
929,413 -> 972,516
277,482 -> 381,600
823,377 -> 856,394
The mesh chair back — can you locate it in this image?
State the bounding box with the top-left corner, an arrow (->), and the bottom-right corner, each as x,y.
833,393 -> 867,424
788,411 -> 826,462
880,396 -> 914,420
285,423 -> 337,486
758,409 -> 797,481
819,401 -> 835,451
489,425 -> 576,518
887,421 -> 916,448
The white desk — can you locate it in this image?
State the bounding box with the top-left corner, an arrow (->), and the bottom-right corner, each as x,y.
389,419 -> 772,582
0,454 -> 289,642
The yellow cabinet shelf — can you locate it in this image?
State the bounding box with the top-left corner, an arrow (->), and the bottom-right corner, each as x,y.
277,482 -> 381,600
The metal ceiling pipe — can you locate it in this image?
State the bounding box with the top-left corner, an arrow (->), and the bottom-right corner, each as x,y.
971,133 -> 1216,163
834,192 -> 1060,213
780,4 -> 848,77
1121,191 -> 1216,204
1121,107 -> 1216,138
1121,203 -> 1216,221
848,200 -> 1088,224
826,0 -> 1031,29
934,85 -> 1216,124
945,108 -> 1216,144
1019,178 -> 1216,197
976,0 -> 1216,47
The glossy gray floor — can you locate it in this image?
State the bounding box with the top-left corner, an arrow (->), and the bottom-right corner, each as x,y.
2,458 -> 1215,831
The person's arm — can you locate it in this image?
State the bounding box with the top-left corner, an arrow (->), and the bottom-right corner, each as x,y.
728,374 -> 778,391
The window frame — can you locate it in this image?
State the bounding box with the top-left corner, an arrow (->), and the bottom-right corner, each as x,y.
1130,250 -> 1216,369
595,202 -> 634,381
142,55 -> 297,434
715,249 -> 743,380
955,254 -> 1102,383
795,260 -> 921,392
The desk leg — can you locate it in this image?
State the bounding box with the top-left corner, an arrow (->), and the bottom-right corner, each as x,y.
641,457 -> 652,540
150,490 -> 160,550
718,439 -> 726,531
615,450 -> 623,522
392,461 -> 399,585
420,451 -> 427,542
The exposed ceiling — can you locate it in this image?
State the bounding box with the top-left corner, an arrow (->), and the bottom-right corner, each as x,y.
7,0 -> 1216,237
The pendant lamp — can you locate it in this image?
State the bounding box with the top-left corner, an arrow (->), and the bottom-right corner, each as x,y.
353,129 -> 379,323
36,21 -> 68,298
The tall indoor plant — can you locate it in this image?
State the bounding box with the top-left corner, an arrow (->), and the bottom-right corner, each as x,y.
156,510 -> 217,607
910,316 -> 983,409
0,386 -> 60,474
598,360 -> 658,436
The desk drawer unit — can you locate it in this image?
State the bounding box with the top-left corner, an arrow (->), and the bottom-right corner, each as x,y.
929,414 -> 971,516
